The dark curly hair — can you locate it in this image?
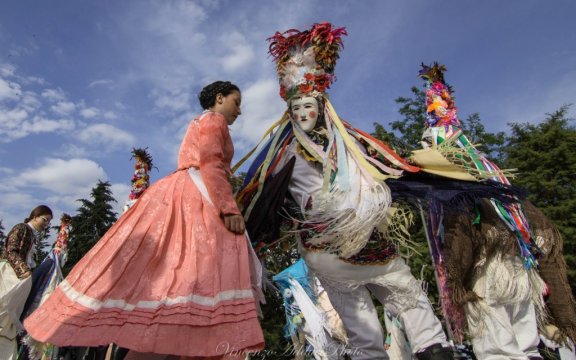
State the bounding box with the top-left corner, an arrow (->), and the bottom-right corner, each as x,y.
198,81 -> 240,110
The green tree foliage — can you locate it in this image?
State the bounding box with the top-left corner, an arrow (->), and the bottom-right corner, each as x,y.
35,227 -> 52,264
390,86 -> 427,150
461,113 -> 506,165
371,121 -> 446,339
371,123 -> 409,158
390,86 -> 506,164
0,219 -> 5,255
503,105 -> 576,292
252,243 -> 302,360
64,180 -> 118,274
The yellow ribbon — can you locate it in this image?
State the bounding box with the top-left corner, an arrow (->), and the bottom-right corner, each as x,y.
325,100 -> 397,181
231,111 -> 290,174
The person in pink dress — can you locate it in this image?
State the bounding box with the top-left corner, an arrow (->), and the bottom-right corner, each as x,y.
23,81 -> 265,359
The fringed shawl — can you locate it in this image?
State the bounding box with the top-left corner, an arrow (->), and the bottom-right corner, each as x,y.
236,99 -> 418,258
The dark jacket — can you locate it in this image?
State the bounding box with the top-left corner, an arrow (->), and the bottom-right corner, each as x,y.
1,223 -> 36,279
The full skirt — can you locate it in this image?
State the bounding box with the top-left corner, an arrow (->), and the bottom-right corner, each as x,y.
24,169 -> 264,357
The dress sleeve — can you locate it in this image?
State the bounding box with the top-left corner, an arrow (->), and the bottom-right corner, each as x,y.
199,113 -> 241,216
4,223 -> 32,279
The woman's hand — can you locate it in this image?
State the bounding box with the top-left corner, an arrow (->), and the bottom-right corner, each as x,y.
223,214 -> 246,234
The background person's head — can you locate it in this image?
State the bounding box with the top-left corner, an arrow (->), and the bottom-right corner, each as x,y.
198,81 -> 241,125
25,205 -> 53,231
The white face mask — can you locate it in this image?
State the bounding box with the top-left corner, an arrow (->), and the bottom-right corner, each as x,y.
290,96 -> 319,133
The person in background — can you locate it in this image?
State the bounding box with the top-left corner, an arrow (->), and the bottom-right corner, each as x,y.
0,205 -> 53,359
18,213 -> 73,360
409,63 -> 552,359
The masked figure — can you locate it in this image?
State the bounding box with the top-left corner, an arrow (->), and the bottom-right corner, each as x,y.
238,23 -> 454,360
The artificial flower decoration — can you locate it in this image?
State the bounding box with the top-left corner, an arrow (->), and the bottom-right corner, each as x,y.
53,213 -> 72,254
128,147 -> 155,200
268,22 -> 347,101
419,62 -> 461,128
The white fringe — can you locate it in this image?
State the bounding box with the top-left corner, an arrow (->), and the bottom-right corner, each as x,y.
303,181 -> 392,259
468,254 -> 549,336
289,278 -> 328,351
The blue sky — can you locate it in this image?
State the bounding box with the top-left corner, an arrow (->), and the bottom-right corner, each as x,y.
1,0 -> 575,240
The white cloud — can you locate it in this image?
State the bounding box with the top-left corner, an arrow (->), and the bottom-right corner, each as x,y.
23,116 -> 75,133
88,79 -> 114,88
0,192 -> 37,228
78,123 -> 136,149
114,102 -> 127,111
107,1 -> 211,96
41,88 -> 66,102
0,107 -> 76,141
1,192 -> 35,209
143,1 -> 208,35
219,32 -> 255,73
20,91 -> 42,112
103,111 -> 118,120
0,63 -> 16,77
80,107 -> 100,119
0,77 -> 22,102
0,107 -> 28,130
57,143 -> 88,158
50,101 -> 76,116
24,76 -> 45,85
110,182 -> 131,215
14,158 -> 108,195
0,166 -> 14,176
151,89 -> 192,113
45,194 -> 84,214
0,158 -> 109,229
233,78 -> 286,145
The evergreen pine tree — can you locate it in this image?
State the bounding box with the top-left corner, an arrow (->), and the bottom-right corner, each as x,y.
460,113 -> 506,165
34,227 -> 52,264
0,219 -> 5,255
64,180 -> 118,274
503,105 -> 576,293
391,86 -> 427,150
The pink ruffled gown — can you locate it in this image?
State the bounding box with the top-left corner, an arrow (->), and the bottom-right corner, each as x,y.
24,112 -> 264,358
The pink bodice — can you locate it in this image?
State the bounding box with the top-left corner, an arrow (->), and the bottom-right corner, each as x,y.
177,111 -> 239,216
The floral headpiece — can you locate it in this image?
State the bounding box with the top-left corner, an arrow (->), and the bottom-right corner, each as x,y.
128,147 -> 155,200
54,213 -> 72,254
268,22 -> 347,101
419,62 -> 461,128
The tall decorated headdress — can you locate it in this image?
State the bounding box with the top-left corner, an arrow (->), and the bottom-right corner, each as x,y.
236,23 -> 420,259
53,213 -> 72,256
124,147 -> 155,212
406,63 -> 543,343
268,22 -> 347,101
128,147 -> 154,200
419,62 -> 460,129
414,62 -> 540,265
